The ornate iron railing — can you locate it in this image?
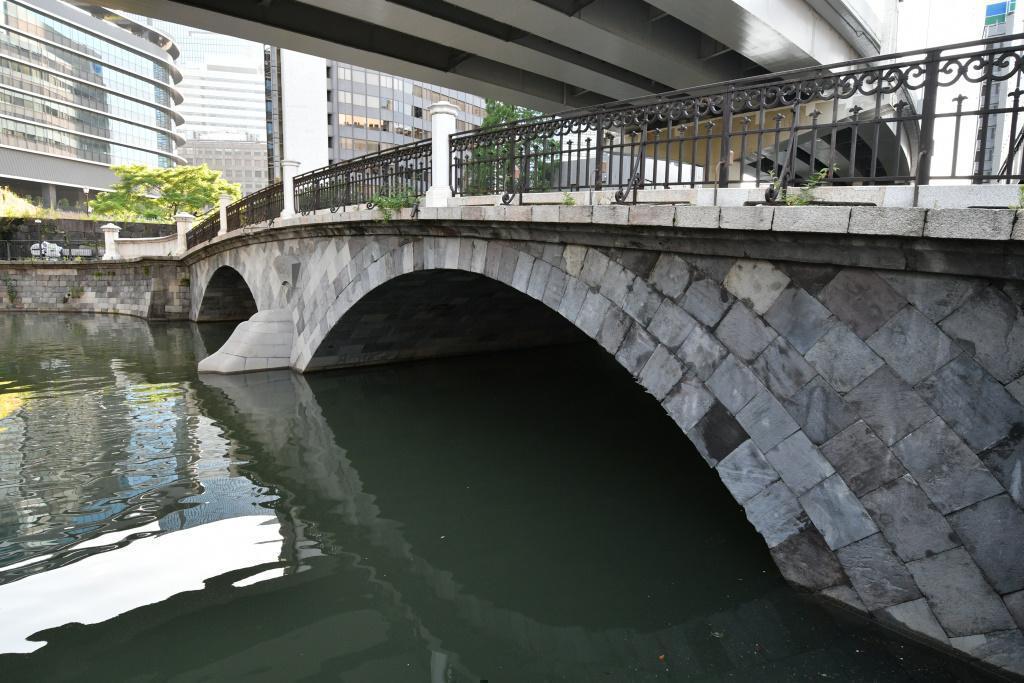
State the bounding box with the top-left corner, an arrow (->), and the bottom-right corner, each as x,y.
186,211 -> 219,250
450,32 -> 1024,203
294,140 -> 431,213
226,183 -> 283,231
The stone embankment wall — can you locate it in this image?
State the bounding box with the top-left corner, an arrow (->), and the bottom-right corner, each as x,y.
0,259 -> 190,320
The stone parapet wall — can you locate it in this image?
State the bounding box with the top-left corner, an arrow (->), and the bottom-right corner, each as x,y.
0,259 -> 190,320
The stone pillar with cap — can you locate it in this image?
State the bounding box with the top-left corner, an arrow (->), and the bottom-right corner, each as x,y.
280,160 -> 300,218
100,222 -> 120,260
174,212 -> 194,256
425,102 -> 460,208
218,193 -> 231,236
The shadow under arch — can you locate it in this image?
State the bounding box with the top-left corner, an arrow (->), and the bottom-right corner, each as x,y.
308,269 -> 586,371
196,265 -> 258,323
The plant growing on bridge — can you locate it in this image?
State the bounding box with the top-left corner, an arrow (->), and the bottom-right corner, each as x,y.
768,165 -> 837,206
561,192 -> 576,206
89,165 -> 241,222
4,277 -> 16,303
371,186 -> 418,222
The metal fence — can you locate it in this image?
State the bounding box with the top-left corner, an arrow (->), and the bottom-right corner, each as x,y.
294,140 -> 431,213
1,239 -> 103,261
186,212 -> 219,250
226,183 -> 283,231
182,31 -> 1024,251
450,32 -> 1024,203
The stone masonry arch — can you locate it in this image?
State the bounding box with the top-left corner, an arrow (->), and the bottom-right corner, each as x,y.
192,232 -> 1024,674
194,265 -> 258,322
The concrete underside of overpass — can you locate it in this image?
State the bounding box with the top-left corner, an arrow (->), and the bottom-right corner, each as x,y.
94,0 -> 880,112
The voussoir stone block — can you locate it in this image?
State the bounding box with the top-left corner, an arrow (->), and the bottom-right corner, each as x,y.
906,546 -> 1016,637
735,389 -> 800,453
706,354 -> 762,414
742,480 -> 807,548
648,254 -> 692,300
948,494 -> 1024,595
636,344 -> 684,400
714,301 -> 777,363
677,324 -> 727,381
799,474 -> 878,550
860,474 -> 959,562
879,598 -> 949,644
836,533 -> 922,611
681,276 -> 732,326
804,323 -> 884,394
686,401 -> 749,466
764,431 -> 835,496
979,432 -> 1024,509
722,260 -> 790,315
622,277 -> 663,326
751,336 -> 817,399
615,323 -> 657,376
715,439 -> 779,504
769,527 -> 847,591
648,299 -> 697,350
662,380 -> 715,433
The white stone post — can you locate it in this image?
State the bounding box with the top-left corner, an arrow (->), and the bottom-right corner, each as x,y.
174,212 -> 194,256
100,222 -> 120,260
425,102 -> 460,208
280,159 -> 300,218
218,193 -> 230,236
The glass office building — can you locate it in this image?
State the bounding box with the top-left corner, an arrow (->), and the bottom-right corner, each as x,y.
0,0 -> 184,207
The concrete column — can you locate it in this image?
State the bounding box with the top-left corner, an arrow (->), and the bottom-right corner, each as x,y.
425,102 -> 460,208
218,193 -> 231,236
217,192 -> 231,235
280,159 -> 300,218
100,223 -> 120,260
44,184 -> 57,210
174,212 -> 194,256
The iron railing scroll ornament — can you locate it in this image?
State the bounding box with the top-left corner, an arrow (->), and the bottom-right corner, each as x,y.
185,211 -> 219,250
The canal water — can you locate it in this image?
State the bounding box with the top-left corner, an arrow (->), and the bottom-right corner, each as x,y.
0,314 -> 989,681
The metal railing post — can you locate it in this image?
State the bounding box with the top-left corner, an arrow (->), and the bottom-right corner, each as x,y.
718,87 -> 734,188
916,50 -> 941,187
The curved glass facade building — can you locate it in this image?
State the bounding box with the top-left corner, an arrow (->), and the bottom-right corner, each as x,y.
0,0 -> 183,208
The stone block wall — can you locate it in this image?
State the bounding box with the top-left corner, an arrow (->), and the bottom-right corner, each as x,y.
0,260 -> 190,320
191,230 -> 1024,675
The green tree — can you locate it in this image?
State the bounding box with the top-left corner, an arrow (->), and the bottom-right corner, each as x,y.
0,186 -> 40,239
465,100 -> 558,196
89,164 -> 241,221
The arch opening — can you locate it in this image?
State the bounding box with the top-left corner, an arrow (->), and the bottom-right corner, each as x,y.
197,266 -> 258,323
308,269 -> 586,371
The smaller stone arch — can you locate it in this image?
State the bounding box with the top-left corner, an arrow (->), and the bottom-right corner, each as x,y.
196,265 -> 258,322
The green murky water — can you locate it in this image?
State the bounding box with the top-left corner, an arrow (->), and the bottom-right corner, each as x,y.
0,314 -> 986,681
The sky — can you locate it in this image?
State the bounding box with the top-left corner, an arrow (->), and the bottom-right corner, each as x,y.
894,0 -> 998,49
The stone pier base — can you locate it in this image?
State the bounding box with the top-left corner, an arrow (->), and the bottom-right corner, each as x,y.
198,308 -> 294,373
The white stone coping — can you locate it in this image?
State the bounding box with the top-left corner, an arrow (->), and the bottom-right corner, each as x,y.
183,183 -> 1024,255
245,202 -> 1023,243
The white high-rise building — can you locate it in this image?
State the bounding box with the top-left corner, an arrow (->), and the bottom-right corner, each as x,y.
125,14 -> 268,193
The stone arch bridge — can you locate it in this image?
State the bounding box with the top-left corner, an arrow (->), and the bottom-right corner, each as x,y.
185,206 -> 1024,676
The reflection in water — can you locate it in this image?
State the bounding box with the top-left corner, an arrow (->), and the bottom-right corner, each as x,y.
0,314 -> 989,681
